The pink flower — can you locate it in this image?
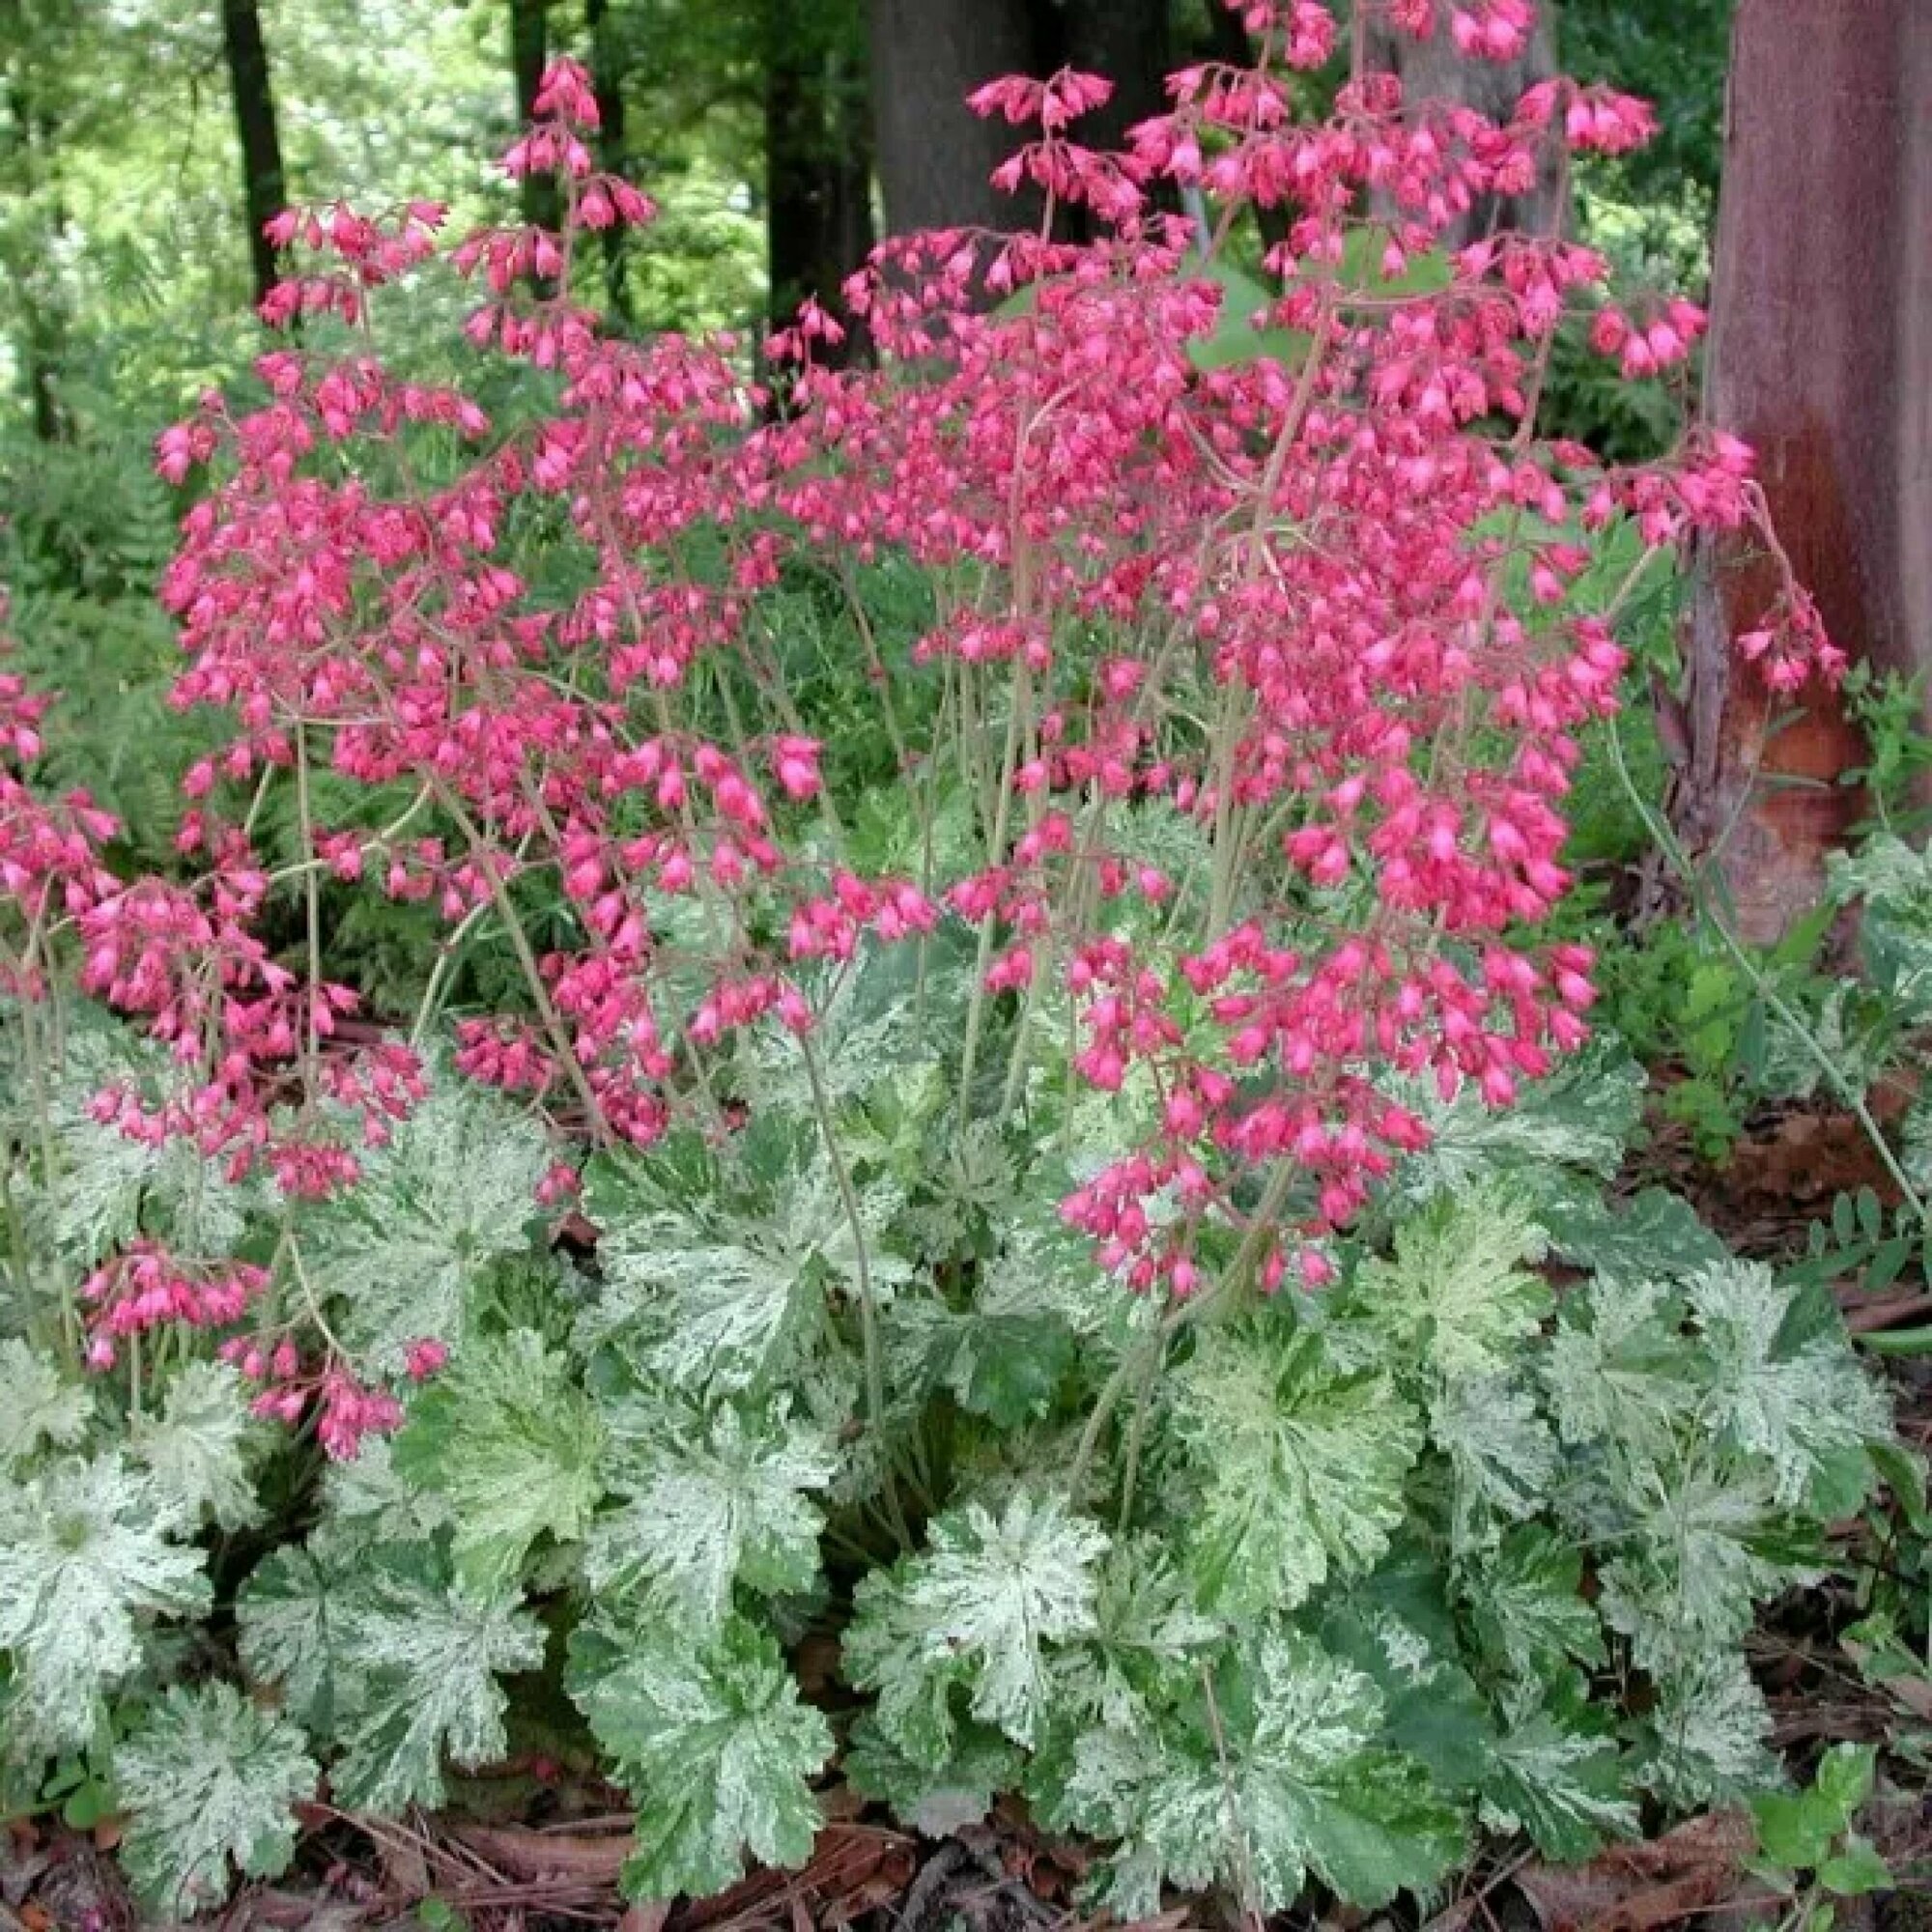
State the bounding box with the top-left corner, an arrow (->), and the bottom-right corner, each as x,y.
404,1338 -> 449,1381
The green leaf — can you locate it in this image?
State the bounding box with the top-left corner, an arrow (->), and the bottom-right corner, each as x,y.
1753,1744 -> 1876,1871
932,1306 -> 1078,1430
1051,1536 -> 1221,1735
1348,1185 -> 1551,1385
32,1018 -> 251,1267
1385,1043 -> 1645,1211
302,1065 -> 549,1371
1430,1376 -> 1558,1553
0,1340 -> 92,1467
1828,835 -> 1932,1015
311,1434 -> 453,1557
131,1359 -> 261,1530
844,1717 -> 1021,1837
238,1547 -> 342,1732
1754,1792 -> 1836,1872
1687,1263 -> 1890,1507
0,1455 -> 208,1751
1817,1838 -> 1890,1897
115,1683 -> 317,1916
1597,1458 -> 1789,1683
975,1199 -> 1153,1350
568,1614 -> 832,1903
1463,1525 -> 1606,1687
1168,1323 -> 1420,1615
1544,1276 -> 1700,1460
329,1545 -> 546,1812
393,1329 -> 606,1590
1179,242 -> 1450,374
1637,1654 -> 1776,1806
587,1193 -> 823,1399
1318,1597 -> 1493,1791
586,1400 -> 835,1630
1179,260 -> 1315,372
583,1122 -> 920,1401
1058,1631 -> 1465,1918
1481,1692 -> 1636,1862
1541,1185 -> 1729,1286
1811,1740 -> 1878,1819
845,1492 -> 1109,1758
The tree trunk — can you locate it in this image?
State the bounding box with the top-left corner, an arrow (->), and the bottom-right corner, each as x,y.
509,0 -> 562,236
219,0 -> 289,307
1,0 -> 70,438
868,0 -> 1174,250
1671,0 -> 1932,941
766,7 -> 875,357
1048,0 -> 1169,164
584,0 -> 633,323
1364,2 -> 1565,246
1038,0 -> 1171,240
867,0 -> 1038,237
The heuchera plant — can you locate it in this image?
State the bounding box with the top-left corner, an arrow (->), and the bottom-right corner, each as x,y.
0,1 -> 1884,1919
37,14 -> 1836,1393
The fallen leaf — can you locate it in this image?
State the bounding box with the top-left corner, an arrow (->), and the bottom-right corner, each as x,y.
447,1823 -> 633,1883
1515,1812 -> 1756,1932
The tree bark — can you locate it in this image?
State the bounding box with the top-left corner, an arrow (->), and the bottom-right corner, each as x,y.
766,7 -> 875,357
219,0 -> 289,307
1671,0 -> 1932,941
584,0 -> 632,323
1047,0 -> 1170,167
1363,3 -> 1565,246
1040,0 -> 1171,240
867,0 -> 1039,237
868,0 -> 1173,250
509,0 -> 562,236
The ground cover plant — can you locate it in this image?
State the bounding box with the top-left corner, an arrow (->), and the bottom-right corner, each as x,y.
0,3 -> 1915,1922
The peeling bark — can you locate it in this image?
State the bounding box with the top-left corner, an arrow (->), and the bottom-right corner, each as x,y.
1673,0 -> 1932,940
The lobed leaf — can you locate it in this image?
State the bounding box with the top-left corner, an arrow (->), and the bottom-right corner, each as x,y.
393,1328 -> 605,1590
568,1614 -> 832,1902
115,1683 -> 317,1915
1168,1323 -> 1419,1615
0,1455 -> 208,1751
845,1492 -> 1109,1759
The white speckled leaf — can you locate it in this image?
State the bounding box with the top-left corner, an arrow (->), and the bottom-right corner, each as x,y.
116,1682 -> 317,1915
568,1614 -> 832,1902
0,1455 -> 208,1751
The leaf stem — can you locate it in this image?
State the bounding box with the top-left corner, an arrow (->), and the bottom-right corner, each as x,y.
798,1028 -> 910,1547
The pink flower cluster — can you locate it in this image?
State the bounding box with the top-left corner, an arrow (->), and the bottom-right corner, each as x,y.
77,1244 -> 266,1352
1,8 -> 1845,1446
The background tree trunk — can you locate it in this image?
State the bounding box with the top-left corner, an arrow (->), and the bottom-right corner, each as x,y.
1045,0 -> 1169,166
509,0 -> 561,236
1364,3 -> 1565,246
867,0 -> 1170,245
1,0 -> 69,438
765,5 -> 875,358
218,0 -> 288,307
867,0 -> 1037,237
1671,0 -> 1932,941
